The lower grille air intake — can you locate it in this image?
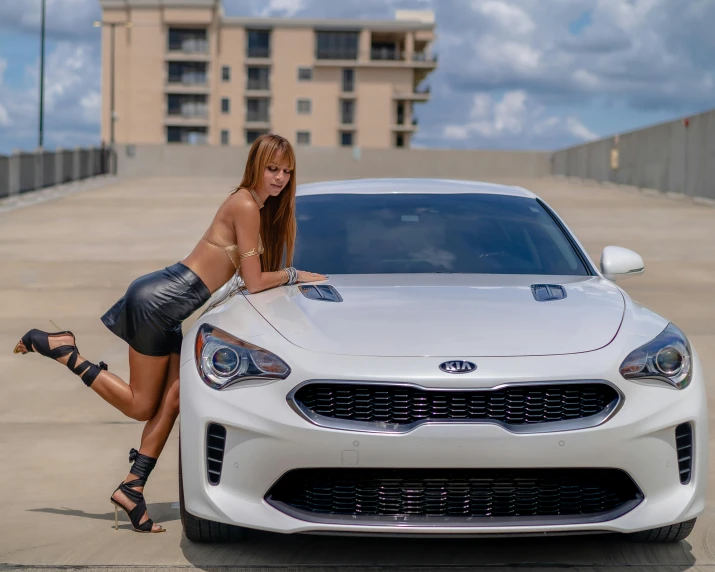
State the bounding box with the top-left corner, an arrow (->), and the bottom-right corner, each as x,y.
675,423 -> 693,485
206,423 -> 227,486
266,468 -> 643,525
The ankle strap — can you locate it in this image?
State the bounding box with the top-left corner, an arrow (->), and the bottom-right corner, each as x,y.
66,349 -> 108,388
128,448 -> 157,484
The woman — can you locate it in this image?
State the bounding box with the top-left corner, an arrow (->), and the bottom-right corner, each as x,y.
12,134 -> 326,533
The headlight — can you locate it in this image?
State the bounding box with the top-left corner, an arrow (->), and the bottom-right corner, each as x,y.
619,323 -> 692,389
195,323 -> 291,390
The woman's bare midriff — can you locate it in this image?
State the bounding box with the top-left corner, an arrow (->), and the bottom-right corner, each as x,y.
181,243 -> 237,294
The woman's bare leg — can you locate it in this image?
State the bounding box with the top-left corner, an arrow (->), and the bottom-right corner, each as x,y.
15,334 -> 169,421
112,352 -> 182,532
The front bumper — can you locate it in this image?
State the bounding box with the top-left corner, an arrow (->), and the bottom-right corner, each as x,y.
179,340 -> 708,536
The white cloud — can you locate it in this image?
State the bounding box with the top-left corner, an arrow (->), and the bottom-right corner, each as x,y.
0,0 -> 100,41
0,40 -> 101,151
474,1 -> 535,35
443,91 -> 597,146
259,0 -> 306,17
565,117 -> 598,140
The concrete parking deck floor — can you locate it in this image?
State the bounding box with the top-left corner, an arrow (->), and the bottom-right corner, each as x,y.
0,175 -> 714,571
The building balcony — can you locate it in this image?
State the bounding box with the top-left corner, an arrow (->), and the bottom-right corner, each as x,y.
244,119 -> 271,129
392,118 -> 418,131
245,47 -> 271,64
166,50 -> 210,62
165,113 -> 209,126
245,89 -> 271,98
165,81 -> 210,94
314,50 -> 437,68
393,85 -> 431,101
246,79 -> 271,95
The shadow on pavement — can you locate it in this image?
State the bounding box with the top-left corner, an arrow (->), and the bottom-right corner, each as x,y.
179,527 -> 696,569
28,501 -> 180,526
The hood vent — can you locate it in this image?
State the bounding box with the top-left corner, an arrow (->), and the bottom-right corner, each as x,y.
531,284 -> 567,302
299,284 -> 343,303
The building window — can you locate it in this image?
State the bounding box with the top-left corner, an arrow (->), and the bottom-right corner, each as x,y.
246,129 -> 269,145
297,67 -> 313,81
221,130 -> 230,146
297,131 -> 311,145
395,133 -> 405,148
246,98 -> 270,122
396,101 -> 405,125
222,65 -> 231,82
166,126 -> 208,145
167,94 -> 207,117
168,28 -> 208,53
221,98 -> 230,114
340,131 -> 354,147
316,31 -> 359,60
340,99 -> 355,125
297,99 -> 312,114
247,66 -> 270,90
342,68 -> 354,93
247,30 -> 271,58
167,61 -> 207,85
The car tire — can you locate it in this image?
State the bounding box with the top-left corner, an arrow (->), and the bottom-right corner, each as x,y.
627,518 -> 697,543
179,441 -> 245,543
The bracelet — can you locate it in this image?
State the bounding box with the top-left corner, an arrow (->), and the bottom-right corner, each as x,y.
283,266 -> 298,285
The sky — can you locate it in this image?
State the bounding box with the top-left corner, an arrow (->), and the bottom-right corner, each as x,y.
0,0 -> 714,154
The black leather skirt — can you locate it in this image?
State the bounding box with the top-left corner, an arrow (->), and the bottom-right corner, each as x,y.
101,262 -> 211,356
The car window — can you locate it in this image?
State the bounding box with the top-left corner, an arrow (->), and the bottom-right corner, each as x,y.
294,193 -> 590,275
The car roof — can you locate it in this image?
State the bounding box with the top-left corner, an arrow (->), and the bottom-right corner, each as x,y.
296,178 -> 538,199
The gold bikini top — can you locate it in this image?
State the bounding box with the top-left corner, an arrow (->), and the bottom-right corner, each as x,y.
201,188 -> 264,272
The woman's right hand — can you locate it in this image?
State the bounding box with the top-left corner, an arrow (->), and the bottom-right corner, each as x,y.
297,270 -> 328,283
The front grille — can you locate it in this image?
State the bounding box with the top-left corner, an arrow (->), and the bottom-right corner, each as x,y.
676,423 -> 693,485
291,382 -> 619,431
267,468 -> 642,524
206,423 -> 227,486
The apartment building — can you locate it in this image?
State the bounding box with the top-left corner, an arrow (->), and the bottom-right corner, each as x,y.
97,0 -> 437,149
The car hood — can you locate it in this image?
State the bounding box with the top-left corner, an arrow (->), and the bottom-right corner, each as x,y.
244,274 -> 625,357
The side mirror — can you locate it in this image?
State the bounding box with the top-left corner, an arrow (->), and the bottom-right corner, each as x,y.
600,246 -> 645,280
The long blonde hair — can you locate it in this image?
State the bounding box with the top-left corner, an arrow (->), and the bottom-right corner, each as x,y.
235,134 -> 297,272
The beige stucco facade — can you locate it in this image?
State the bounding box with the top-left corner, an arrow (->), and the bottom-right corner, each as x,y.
97,0 -> 437,149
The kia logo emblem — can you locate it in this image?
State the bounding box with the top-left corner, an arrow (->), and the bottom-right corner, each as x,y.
439,360 -> 477,374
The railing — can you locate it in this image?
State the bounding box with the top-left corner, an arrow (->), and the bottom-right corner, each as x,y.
169,39 -> 208,54
0,146 -> 112,199
316,49 -> 359,60
246,112 -> 270,123
316,49 -> 437,62
167,103 -> 208,118
247,47 -> 271,58
168,73 -> 207,85
246,79 -> 270,91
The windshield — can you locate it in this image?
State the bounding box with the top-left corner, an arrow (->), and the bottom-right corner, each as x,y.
293,193 -> 590,276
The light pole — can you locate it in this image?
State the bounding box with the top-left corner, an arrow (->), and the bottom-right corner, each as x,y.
38,0 -> 46,149
93,20 -> 132,173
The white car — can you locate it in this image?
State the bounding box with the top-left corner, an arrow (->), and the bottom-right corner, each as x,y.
179,178 -> 708,543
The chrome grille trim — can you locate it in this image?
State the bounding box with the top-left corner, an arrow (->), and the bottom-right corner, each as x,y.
287,380 -> 624,434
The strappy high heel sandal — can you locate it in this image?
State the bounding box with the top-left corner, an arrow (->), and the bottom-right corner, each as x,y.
110,448 -> 165,533
13,329 -> 108,387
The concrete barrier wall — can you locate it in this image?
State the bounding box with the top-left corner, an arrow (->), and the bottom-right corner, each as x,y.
0,146 -> 112,199
552,108 -> 715,200
116,144 -> 552,182
0,156 -> 8,198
